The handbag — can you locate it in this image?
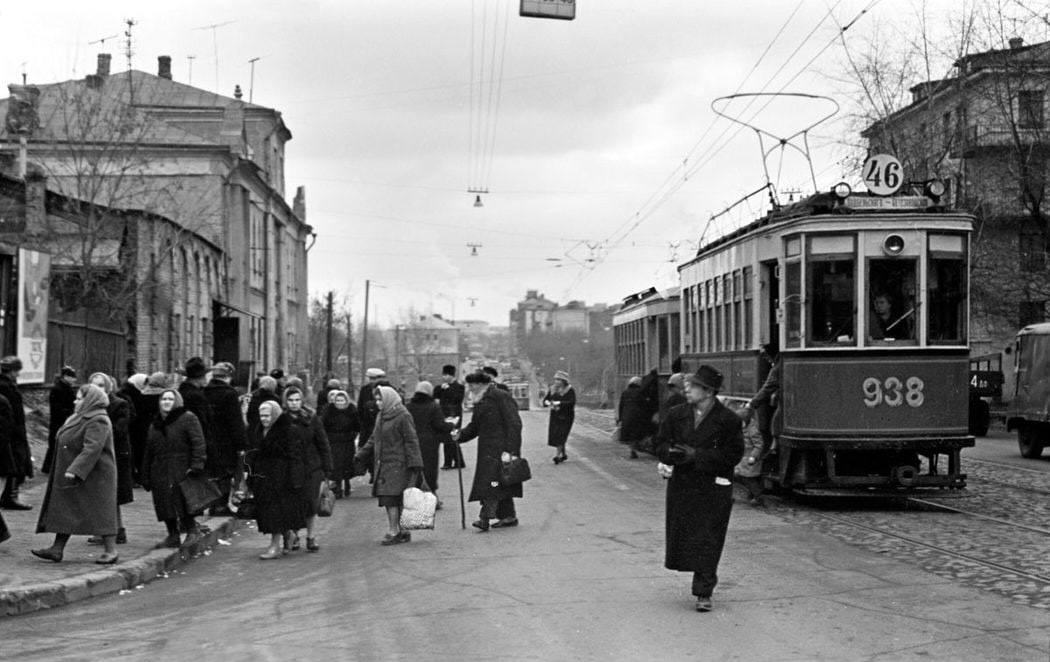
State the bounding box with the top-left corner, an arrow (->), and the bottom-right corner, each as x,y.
498,455 -> 532,486
179,474 -> 224,515
318,479 -> 335,517
399,486 -> 437,530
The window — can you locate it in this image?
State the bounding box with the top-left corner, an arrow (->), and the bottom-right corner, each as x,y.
868,258 -> 918,344
785,261 -> 802,348
942,110 -> 952,148
1019,90 -> 1045,129
1020,300 -> 1046,328
928,235 -> 968,345
807,235 -> 856,345
743,266 -> 754,349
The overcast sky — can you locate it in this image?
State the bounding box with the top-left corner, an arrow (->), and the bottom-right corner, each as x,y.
1,0 -> 1028,327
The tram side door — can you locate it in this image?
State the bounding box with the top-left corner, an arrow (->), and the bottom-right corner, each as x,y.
762,260 -> 779,348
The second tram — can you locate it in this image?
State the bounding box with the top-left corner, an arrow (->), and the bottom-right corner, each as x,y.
676,183 -> 974,493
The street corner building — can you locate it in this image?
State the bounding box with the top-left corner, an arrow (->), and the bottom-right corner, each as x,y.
0,52 -> 312,384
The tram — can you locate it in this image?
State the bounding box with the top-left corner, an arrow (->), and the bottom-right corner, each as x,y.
677,178 -> 974,494
506,382 -> 532,410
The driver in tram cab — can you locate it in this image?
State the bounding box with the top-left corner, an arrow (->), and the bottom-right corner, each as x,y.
868,292 -> 913,340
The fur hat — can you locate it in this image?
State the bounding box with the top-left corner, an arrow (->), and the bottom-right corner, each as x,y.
184,357 -> 207,380
553,370 -> 570,384
482,366 -> 499,378
210,362 -> 235,378
465,370 -> 492,385
60,365 -> 77,379
269,368 -> 285,380
141,372 -> 172,395
0,356 -> 23,372
442,364 -> 457,377
688,365 -> 723,392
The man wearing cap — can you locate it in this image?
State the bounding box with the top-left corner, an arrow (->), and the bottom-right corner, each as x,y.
655,365 -> 744,613
482,366 -> 510,392
357,368 -> 387,448
43,366 -> 78,474
435,365 -> 465,470
0,356 -> 32,510
204,362 -> 246,513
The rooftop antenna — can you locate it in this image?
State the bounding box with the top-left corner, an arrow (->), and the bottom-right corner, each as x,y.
248,56 -> 260,102
468,297 -> 479,307
89,34 -> 119,47
467,243 -> 482,257
193,20 -> 235,91
468,187 -> 488,207
20,62 -> 27,85
123,18 -> 136,104
187,55 -> 196,85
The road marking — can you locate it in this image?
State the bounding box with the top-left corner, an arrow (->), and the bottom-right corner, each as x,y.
574,454 -> 631,491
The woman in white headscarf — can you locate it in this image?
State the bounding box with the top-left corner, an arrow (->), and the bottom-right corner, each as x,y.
250,400 -> 307,560
354,386 -> 423,545
32,384 -> 119,564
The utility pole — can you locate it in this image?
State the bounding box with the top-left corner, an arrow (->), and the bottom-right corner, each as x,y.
325,291 -> 334,374
360,279 -> 370,387
345,311 -> 354,395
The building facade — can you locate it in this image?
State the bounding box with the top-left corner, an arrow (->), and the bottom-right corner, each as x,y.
0,53 -> 311,381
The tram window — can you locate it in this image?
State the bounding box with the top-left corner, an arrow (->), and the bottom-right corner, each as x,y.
785,261 -> 802,348
808,259 -> 855,344
928,256 -> 967,345
868,259 -> 918,344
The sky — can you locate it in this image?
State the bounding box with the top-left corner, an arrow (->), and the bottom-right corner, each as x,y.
2,0 -> 1041,327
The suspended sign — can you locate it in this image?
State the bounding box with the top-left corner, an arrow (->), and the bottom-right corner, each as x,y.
16,248 -> 50,384
520,0 -> 576,20
862,153 -> 904,196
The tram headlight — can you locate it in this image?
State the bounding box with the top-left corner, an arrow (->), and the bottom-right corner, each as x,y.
883,234 -> 905,256
832,182 -> 852,199
924,179 -> 946,202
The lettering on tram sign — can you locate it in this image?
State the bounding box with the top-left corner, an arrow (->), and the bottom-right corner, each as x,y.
862,154 -> 904,196
862,376 -> 925,408
847,196 -> 928,210
520,0 -> 576,20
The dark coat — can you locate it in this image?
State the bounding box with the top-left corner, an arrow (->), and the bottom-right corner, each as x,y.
246,388 -> 279,447
407,393 -> 454,491
617,384 -> 651,442
108,394 -> 135,505
0,393 -> 18,477
357,407 -> 423,498
36,409 -> 118,535
458,386 -> 523,502
0,373 -> 30,479
179,380 -> 212,443
44,378 -> 76,473
141,408 -> 207,522
248,414 -> 306,534
356,382 -> 381,445
434,381 -> 465,420
660,391 -> 687,424
543,386 -> 576,447
322,403 -> 361,480
655,399 -> 745,572
203,379 -> 247,478
288,410 -> 333,517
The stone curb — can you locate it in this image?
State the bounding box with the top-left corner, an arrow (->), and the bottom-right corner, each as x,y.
0,517 -> 242,617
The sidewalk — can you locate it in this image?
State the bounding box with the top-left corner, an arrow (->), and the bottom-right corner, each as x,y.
0,472 -> 238,616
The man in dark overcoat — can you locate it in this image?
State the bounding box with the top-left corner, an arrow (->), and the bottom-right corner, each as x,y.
43,366 -> 77,474
0,356 -> 32,510
204,362 -> 247,513
453,370 -> 523,530
434,364 -> 465,470
0,390 -> 17,539
655,365 -> 744,613
617,376 -> 649,459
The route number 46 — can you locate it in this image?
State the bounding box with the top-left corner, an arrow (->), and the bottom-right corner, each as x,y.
863,154 -> 904,196
862,376 -> 925,408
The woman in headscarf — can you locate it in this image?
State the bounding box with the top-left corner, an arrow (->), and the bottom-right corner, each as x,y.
322,389 -> 361,499
140,388 -> 206,549
32,384 -> 119,564
283,386 -> 332,552
249,400 -> 306,560
543,370 -> 576,464
406,381 -> 454,511
354,386 -> 423,545
85,373 -> 133,545
119,373 -> 149,485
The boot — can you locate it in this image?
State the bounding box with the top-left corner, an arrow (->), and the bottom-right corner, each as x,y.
1,481 -> 32,510
343,479 -> 351,496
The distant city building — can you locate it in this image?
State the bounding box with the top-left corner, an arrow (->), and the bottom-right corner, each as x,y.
392,314 -> 461,387
510,290 -> 610,341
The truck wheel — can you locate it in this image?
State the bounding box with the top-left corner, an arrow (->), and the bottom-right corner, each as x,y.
1018,424 -> 1045,459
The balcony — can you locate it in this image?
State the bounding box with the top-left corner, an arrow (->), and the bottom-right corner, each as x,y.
956,124 -> 1048,157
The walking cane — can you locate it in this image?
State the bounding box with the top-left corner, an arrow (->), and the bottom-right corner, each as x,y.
456,444 -> 466,530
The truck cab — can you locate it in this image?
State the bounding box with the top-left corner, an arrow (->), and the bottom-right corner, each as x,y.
1006,323 -> 1050,458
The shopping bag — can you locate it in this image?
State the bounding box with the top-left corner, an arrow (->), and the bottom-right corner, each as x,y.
399,487 -> 437,530
318,480 -> 335,517
498,456 -> 532,486
179,475 -> 224,515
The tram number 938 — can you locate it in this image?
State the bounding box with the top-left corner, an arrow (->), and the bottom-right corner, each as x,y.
862,376 -> 925,408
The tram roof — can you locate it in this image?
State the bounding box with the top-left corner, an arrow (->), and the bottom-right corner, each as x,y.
682,191 -> 973,268
1017,322 -> 1050,336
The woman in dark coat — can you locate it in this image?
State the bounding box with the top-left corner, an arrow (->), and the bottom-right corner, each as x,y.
321,389 -> 360,498
0,392 -> 17,542
655,366 -> 744,613
43,367 -> 77,474
355,385 -> 423,545
250,401 -> 306,560
283,387 -> 332,553
246,376 -> 280,447
453,371 -> 523,530
32,384 -> 119,564
406,381 -> 454,509
542,370 -> 576,464
87,373 -> 133,545
141,389 -> 206,549
618,376 -> 650,459
119,374 -> 149,485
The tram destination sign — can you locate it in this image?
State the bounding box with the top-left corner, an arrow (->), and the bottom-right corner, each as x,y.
520,0 -> 576,20
847,195 -> 929,210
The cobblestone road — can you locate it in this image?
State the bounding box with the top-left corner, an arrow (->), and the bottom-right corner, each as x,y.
575,407 -> 1050,611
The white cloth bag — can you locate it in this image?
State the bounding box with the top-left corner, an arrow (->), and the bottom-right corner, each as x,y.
399,487 -> 437,530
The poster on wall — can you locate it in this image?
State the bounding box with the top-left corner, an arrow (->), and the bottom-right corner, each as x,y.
16,248 -> 49,384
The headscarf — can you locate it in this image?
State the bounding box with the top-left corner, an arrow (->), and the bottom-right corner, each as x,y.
376,385 -> 407,420
414,381 -> 434,397
258,376 -> 278,393
329,389 -> 350,407
57,383 -> 109,436
158,388 -> 185,417
627,376 -> 642,387
258,400 -> 283,428
88,372 -> 116,395
127,373 -> 148,393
